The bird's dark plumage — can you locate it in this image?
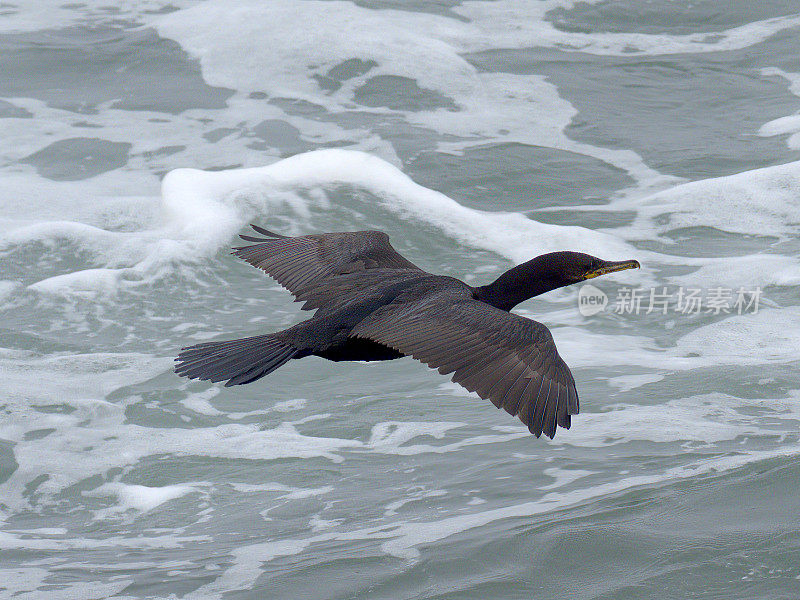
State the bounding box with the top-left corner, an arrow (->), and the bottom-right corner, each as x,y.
175,225 -> 640,439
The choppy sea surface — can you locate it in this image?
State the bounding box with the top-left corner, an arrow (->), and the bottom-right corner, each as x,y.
2,1 -> 800,598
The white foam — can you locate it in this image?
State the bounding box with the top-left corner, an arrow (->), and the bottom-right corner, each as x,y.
181,387 -> 224,416
154,0 -> 468,104
763,67 -> 800,97
0,1 -> 87,32
0,571 -> 132,600
384,489 -> 448,517
617,159 -> 800,239
0,0 -> 197,33
367,421 -> 530,456
8,0 -> 795,61
272,398 -> 307,412
309,514 -> 344,532
0,280 -> 21,303
556,307 -> 800,372
161,149 -> 637,266
454,1 -> 800,56
0,529 -> 207,550
1,351 -> 171,404
15,147 -> 792,299
367,421 -> 464,449
759,114 -> 800,139
556,394 -> 773,448
89,482 -> 199,515
759,68 -> 800,149
545,158 -> 800,290
5,347 -> 797,594
672,254 -> 800,289
3,4 -> 799,593
227,482 -> 332,499
676,307 -> 800,363
5,2 -> 799,301
539,467 -> 596,490
152,0 -> 661,183
606,373 -> 665,393
148,0 -> 800,184
0,350 -> 361,517
0,100 -> 399,295
188,439 -> 800,591
0,219 -> 147,259
499,387 -> 800,450
180,392 -> 307,421
187,539 -> 313,598
28,267 -> 125,296
0,567 -> 49,599
4,416 -> 360,517
154,1 -> 800,85
2,311 -> 794,522
424,72 -> 665,184
375,442 -> 800,560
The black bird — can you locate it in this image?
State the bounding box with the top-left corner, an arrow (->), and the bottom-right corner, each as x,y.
175,225 -> 639,438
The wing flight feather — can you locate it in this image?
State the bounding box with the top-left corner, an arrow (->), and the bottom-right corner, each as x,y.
232,225 -> 423,310
351,289 -> 578,438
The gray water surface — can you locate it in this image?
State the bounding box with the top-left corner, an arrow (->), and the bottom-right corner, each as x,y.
1,1 -> 800,598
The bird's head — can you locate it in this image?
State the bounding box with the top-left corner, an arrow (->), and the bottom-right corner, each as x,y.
475,251 -> 641,310
535,251 -> 641,284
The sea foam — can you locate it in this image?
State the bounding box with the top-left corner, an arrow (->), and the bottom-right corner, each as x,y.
759,68 -> 800,149
7,148 -> 639,297
11,148 -> 799,302
152,0 -> 662,183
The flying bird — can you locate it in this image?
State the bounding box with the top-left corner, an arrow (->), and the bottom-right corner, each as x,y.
175,225 -> 639,438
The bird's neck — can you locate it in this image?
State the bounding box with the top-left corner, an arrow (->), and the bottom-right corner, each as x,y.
473,259 -> 566,311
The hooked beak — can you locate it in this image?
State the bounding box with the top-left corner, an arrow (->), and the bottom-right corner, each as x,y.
583,259 -> 640,279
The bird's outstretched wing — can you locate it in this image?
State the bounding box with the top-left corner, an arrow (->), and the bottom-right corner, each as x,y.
233,225 -> 423,309
351,289 -> 578,438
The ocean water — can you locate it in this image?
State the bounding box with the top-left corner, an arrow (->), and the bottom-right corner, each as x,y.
1,0 -> 800,598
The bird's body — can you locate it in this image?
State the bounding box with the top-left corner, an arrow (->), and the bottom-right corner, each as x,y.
175,226 -> 639,439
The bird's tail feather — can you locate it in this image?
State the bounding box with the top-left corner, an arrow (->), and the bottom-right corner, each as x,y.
175,334 -> 299,386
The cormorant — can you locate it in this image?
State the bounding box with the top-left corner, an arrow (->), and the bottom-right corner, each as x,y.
175,225 -> 639,439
